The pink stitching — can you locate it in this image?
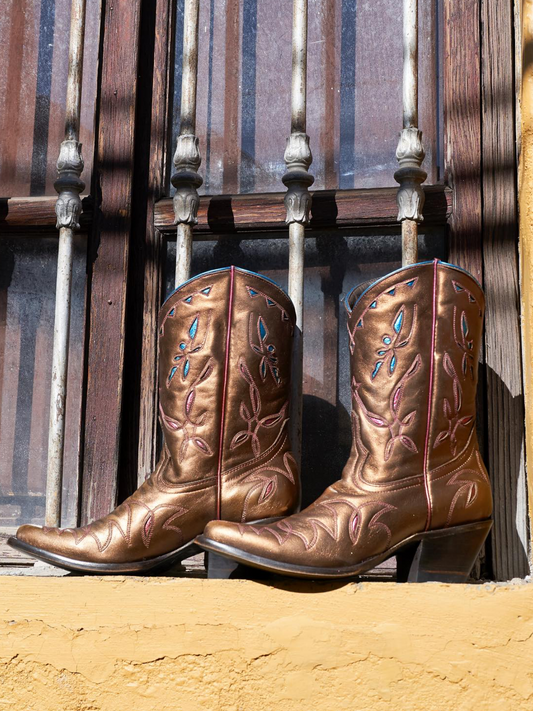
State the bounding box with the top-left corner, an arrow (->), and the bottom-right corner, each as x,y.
433,352 -> 473,456
445,467 -> 488,527
248,312 -> 282,385
159,357 -> 215,463
166,312 -> 212,387
423,259 -> 439,531
245,285 -> 291,326
352,353 -> 421,462
370,304 -> 418,380
217,266 -> 235,519
231,356 -> 288,458
159,284 -> 214,337
347,275 -> 419,353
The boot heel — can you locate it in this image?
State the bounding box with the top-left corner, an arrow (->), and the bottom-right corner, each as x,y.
205,551 -> 241,579
396,520 -> 492,583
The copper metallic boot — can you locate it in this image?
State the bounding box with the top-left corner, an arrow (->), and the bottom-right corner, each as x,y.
197,259 -> 493,582
8,267 -> 299,573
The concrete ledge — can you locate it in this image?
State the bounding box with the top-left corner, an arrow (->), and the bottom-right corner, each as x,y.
1,577 -> 532,710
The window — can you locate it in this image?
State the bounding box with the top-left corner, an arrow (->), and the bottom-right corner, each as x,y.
0,0 -> 526,580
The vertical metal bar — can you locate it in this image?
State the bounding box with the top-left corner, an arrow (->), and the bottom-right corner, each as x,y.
283,0 -> 314,468
46,0 -> 87,527
394,0 -> 426,266
172,0 -> 202,286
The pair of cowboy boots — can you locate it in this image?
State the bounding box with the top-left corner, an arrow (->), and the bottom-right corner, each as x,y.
9,259 -> 492,581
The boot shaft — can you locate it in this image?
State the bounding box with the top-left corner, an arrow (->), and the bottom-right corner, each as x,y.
157,267 -> 298,519
344,259 -> 487,495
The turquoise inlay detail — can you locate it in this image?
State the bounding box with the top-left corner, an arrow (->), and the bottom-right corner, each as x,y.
261,361 -> 267,379
202,287 -> 211,295
377,350 -> 386,356
169,308 -> 175,316
357,319 -> 363,329
393,311 -> 403,333
383,336 -> 392,345
272,367 -> 280,383
462,314 -> 468,336
184,360 -> 190,377
454,283 -> 464,292
169,366 -> 178,382
370,301 -> 377,309
259,318 -> 267,340
371,361 -> 383,379
179,342 -> 186,350
390,355 -> 397,373
266,298 -> 275,307
249,289 -> 258,296
267,344 -> 275,352
174,355 -> 182,361
469,294 -> 476,303
406,280 -> 415,288
184,296 -> 192,303
189,317 -> 198,339
387,288 -> 396,295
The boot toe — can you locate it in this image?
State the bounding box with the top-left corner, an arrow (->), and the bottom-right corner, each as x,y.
15,524 -> 47,548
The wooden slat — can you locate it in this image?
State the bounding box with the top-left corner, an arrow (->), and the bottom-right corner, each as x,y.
481,0 -> 528,579
154,184 -> 452,236
137,0 -> 174,484
443,0 -> 483,283
0,187 -> 450,236
0,196 -> 92,233
80,0 -> 142,524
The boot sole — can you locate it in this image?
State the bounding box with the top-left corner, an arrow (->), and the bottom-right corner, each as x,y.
6,536 -> 202,574
196,519 -> 493,582
6,516 -> 283,575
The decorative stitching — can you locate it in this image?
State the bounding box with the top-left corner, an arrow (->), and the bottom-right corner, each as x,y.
348,276 -> 419,353
445,464 -> 489,527
167,312 -> 212,387
231,356 -> 288,458
452,279 -> 482,317
352,354 -> 421,461
433,352 -> 474,456
370,304 -> 418,380
159,285 -> 213,337
246,285 -> 291,327
240,451 -> 296,522
237,499 -> 396,552
47,502 -> 188,552
248,312 -> 281,385
452,305 -> 475,381
159,357 -> 215,463
422,259 -> 439,531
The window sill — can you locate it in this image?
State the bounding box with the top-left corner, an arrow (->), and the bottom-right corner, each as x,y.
0,575 -> 531,709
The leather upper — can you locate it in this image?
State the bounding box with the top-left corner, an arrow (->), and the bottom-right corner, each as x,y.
16,267 -> 300,564
201,260 -> 493,569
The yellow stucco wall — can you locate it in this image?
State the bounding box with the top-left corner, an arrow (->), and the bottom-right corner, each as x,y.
521,0 -> 533,528
1,577 -> 533,711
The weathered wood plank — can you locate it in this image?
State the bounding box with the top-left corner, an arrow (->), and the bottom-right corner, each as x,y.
137,0 -> 174,484
80,0 -> 142,524
443,0 -> 483,283
481,0 -> 528,579
154,185 -> 452,236
0,196 -> 92,233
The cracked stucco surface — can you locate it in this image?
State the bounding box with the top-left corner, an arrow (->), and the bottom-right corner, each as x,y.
0,577 -> 532,710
